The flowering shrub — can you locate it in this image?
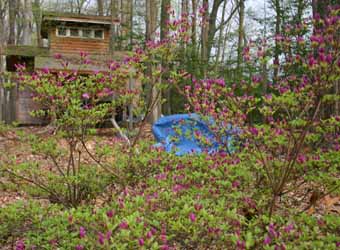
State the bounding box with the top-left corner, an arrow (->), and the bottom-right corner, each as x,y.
185,7 -> 340,217
5,152 -> 340,249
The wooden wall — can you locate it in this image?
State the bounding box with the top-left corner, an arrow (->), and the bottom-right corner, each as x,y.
0,75 -> 47,125
49,28 -> 110,55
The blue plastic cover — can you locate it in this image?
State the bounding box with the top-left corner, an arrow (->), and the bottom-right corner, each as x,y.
152,113 -> 236,155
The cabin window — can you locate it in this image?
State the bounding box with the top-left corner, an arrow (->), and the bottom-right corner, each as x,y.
56,27 -> 104,39
70,28 -> 80,37
57,27 -> 67,36
82,29 -> 92,38
94,30 -> 104,39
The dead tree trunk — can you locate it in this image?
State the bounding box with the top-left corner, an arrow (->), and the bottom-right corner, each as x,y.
8,0 -> 16,45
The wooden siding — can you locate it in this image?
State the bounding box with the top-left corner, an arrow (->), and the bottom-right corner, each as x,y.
0,75 -> 46,125
49,28 -> 110,55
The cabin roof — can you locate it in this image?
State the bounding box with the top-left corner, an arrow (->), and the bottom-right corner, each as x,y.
42,11 -> 120,26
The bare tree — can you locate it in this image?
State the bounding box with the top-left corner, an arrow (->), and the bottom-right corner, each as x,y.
236,0 -> 245,77
97,0 -> 104,15
201,0 -> 209,75
191,0 -> 197,51
22,0 -> 33,45
146,0 -> 161,122
8,0 -> 16,45
32,0 -> 43,47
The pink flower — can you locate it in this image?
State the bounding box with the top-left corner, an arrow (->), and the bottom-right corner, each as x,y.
42,67 -> 50,74
232,180 -> 240,188
284,223 -> 294,233
82,93 -> 90,99
75,245 -> 84,250
106,230 -> 112,240
236,240 -> 245,250
264,235 -> 271,245
16,240 -> 25,250
297,154 -> 307,164
249,127 -> 259,136
194,203 -> 203,211
119,221 -> 129,230
80,51 -> 89,58
106,210 -> 114,218
54,53 -> 62,59
98,232 -> 105,245
138,238 -> 145,246
79,227 -> 86,238
189,212 -> 196,222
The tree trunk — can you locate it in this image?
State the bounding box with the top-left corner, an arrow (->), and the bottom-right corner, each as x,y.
121,0 -> 133,49
191,0 -> 197,51
182,0 -> 189,14
273,0 -> 281,81
237,0 -> 245,78
22,0 -> 33,45
146,0 -> 161,122
214,0 -> 227,71
32,0 -> 43,47
97,0 -> 104,15
0,1 -> 6,73
160,0 -> 170,41
161,0 -> 171,115
110,0 -> 118,52
8,0 -> 16,45
201,0 -> 209,76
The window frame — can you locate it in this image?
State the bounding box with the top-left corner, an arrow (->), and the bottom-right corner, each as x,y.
56,27 -> 105,40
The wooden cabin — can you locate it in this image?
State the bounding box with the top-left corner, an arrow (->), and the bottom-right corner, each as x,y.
0,12 -> 137,125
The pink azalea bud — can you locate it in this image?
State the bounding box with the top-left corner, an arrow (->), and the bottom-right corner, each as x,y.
119,221 -> 129,230
138,238 -> 145,246
106,210 -> 114,218
79,227 -> 86,238
189,212 -> 196,222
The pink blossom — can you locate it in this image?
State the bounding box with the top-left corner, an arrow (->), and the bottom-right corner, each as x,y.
16,240 -> 25,250
54,53 -> 62,59
284,223 -> 294,233
264,235 -> 271,245
75,245 -> 84,250
249,127 -> 259,136
232,180 -> 240,188
82,93 -> 90,99
119,221 -> 129,229
98,232 -> 105,245
79,226 -> 86,238
189,212 -> 196,222
138,238 -> 145,246
106,230 -> 112,240
106,210 -> 114,218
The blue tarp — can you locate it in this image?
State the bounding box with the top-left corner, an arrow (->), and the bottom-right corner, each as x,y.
152,113 -> 237,155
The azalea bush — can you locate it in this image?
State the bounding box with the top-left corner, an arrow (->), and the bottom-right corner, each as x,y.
1,52 -> 141,207
5,152 -> 340,249
185,7 -> 340,217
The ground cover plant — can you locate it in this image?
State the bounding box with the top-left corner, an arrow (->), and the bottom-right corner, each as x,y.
0,5 -> 339,250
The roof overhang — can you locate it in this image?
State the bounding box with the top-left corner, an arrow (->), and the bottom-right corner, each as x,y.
42,12 -> 120,26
